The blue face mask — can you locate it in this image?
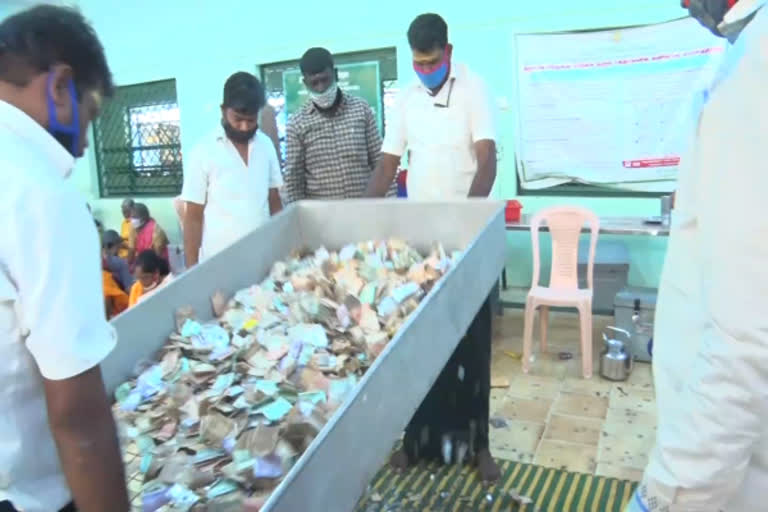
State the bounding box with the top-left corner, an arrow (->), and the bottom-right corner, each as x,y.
414,59 -> 449,90
46,75 -> 81,156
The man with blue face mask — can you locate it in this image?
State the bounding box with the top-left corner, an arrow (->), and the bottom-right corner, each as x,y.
365,13 -> 500,484
0,5 -> 129,512
365,13 -> 497,200
626,1 -> 768,511
283,47 -> 384,202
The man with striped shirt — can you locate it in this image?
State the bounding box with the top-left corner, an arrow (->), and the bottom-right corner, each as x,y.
284,48 -> 382,202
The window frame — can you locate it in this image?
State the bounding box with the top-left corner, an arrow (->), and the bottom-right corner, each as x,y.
93,78 -> 183,199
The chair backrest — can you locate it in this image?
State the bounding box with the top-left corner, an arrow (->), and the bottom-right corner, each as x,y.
529,206 -> 600,290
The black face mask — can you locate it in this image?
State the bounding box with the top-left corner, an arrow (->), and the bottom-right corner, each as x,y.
684,0 -> 729,35
684,0 -> 752,41
221,118 -> 257,144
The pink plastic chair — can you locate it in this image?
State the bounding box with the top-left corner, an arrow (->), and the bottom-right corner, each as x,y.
522,206 -> 600,378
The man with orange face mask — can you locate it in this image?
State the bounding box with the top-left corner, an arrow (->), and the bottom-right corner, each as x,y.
366,13 -> 500,484
627,1 -> 767,511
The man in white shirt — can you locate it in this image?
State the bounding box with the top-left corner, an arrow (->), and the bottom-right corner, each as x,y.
365,13 -> 500,483
627,1 -> 768,511
182,72 -> 283,267
365,15 -> 497,199
0,6 -> 129,512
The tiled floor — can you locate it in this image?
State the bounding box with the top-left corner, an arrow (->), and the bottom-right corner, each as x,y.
122,308 -> 656,509
488,308 -> 656,483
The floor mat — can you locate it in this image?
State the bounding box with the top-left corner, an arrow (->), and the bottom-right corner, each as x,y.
356,460 -> 638,512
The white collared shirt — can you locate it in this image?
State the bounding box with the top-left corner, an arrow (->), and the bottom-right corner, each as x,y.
381,62 -> 496,200
634,6 -> 768,511
181,128 -> 283,261
0,100 -> 117,512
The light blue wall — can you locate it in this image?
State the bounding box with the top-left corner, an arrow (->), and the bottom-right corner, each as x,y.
70,0 -> 681,288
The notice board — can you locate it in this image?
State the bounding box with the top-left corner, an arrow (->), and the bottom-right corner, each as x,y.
514,17 -> 726,191
283,60 -> 382,132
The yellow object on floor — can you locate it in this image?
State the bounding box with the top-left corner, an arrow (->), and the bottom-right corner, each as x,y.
356,461 -> 637,512
490,376 -> 510,388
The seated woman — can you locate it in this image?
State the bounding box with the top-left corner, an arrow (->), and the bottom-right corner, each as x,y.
130,203 -> 169,268
101,230 -> 133,319
129,250 -> 173,307
102,230 -> 134,291
103,271 -> 128,319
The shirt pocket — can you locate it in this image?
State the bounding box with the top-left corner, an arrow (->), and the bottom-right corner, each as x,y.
406,106 -> 468,151
303,122 -> 344,190
335,116 -> 369,164
304,122 -> 337,160
437,107 -> 470,148
210,163 -> 247,203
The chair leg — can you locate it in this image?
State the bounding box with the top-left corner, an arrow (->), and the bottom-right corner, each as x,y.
539,306 -> 549,353
578,303 -> 593,379
522,298 -> 536,374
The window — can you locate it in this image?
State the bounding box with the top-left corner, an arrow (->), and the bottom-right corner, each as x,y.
260,47 -> 398,162
93,79 -> 183,197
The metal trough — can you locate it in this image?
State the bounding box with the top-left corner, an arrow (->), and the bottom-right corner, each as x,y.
104,199 -> 506,512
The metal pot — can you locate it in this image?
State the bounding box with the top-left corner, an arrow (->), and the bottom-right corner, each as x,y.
600,326 -> 633,381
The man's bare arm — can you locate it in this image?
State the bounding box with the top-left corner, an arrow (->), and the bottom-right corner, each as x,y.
44,366 -> 129,512
183,202 -> 204,268
468,140 -> 497,198
268,188 -> 283,215
365,153 -> 400,197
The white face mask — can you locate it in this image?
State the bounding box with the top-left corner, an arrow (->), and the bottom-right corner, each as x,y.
310,82 -> 339,109
143,281 -> 159,292
131,218 -> 142,228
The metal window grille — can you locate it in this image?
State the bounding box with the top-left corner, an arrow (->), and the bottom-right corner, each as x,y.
93,79 -> 183,197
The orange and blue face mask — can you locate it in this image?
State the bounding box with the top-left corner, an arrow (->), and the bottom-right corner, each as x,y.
413,46 -> 452,90
46,75 -> 81,157
682,0 -> 739,38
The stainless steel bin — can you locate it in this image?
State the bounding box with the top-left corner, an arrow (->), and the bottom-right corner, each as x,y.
104,199 -> 506,512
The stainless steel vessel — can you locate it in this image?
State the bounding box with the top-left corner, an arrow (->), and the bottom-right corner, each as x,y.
104,199 -> 506,512
599,326 -> 634,382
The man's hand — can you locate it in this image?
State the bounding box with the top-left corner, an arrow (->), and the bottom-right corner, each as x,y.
468,140 -> 497,198
268,188 -> 283,216
44,366 -> 129,512
183,201 -> 204,268
365,153 -> 400,197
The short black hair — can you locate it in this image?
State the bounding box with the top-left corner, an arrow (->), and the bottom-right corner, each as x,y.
223,72 -> 265,115
300,47 -> 334,75
102,229 -> 122,249
132,202 -> 149,220
407,13 -> 448,52
0,5 -> 113,96
135,250 -> 169,276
